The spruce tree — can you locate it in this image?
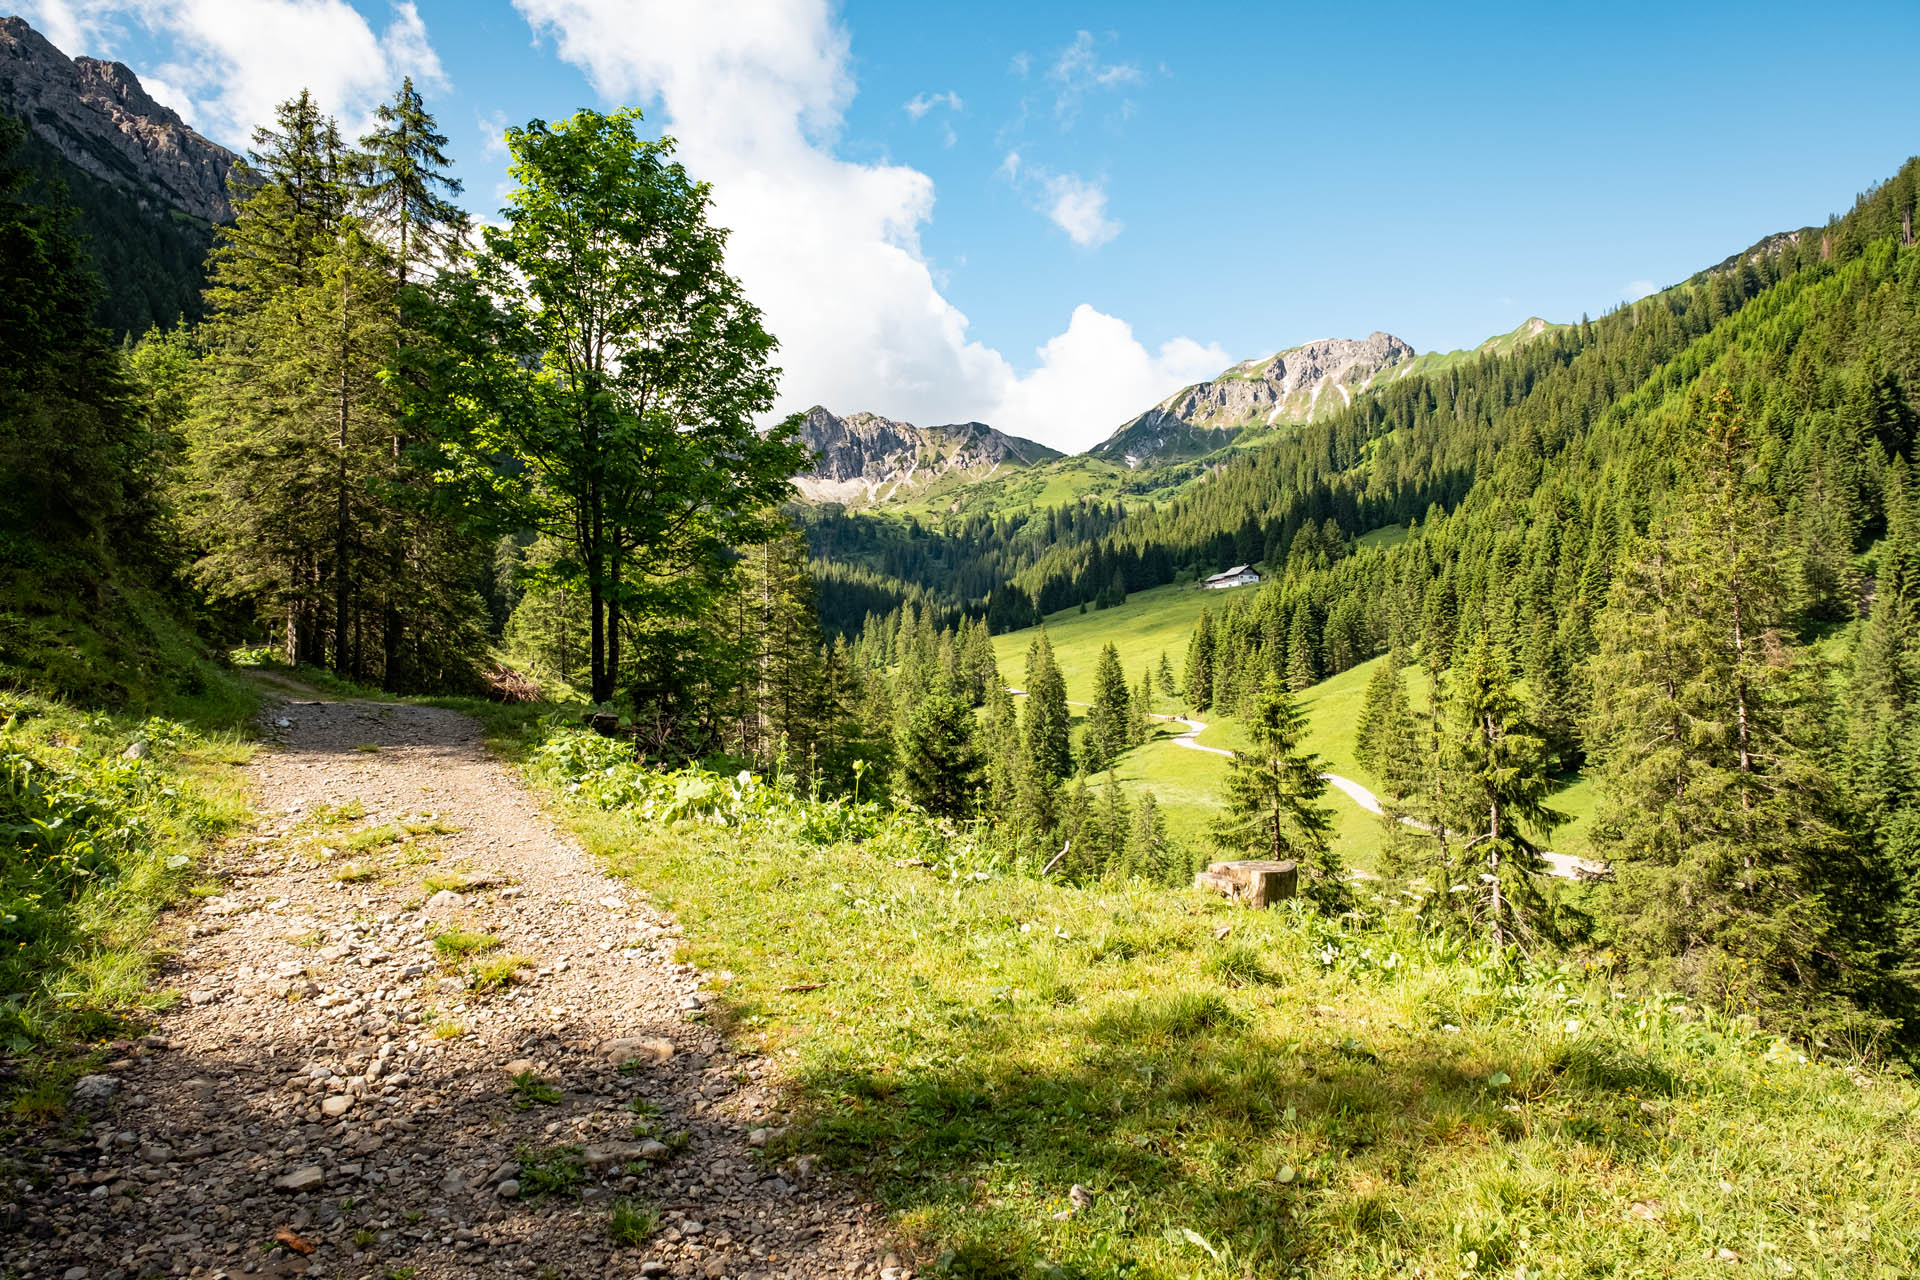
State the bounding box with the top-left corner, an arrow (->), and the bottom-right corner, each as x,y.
1021,632 -> 1073,781
981,681 -> 1023,818
360,77 -> 468,288
896,689 -> 983,818
1587,391 -> 1858,1014
1130,669 -> 1154,745
1129,788 -> 1175,884
1095,771 -> 1130,880
960,619 -> 1000,707
0,115 -> 141,559
1056,773 -> 1093,878
1285,598 -> 1320,691
1156,651 -> 1178,699
1352,657 -> 1402,778
1213,671 -> 1340,903
1437,636 -> 1562,948
1183,608 -> 1216,710
360,77 -> 470,684
1082,641 -> 1131,770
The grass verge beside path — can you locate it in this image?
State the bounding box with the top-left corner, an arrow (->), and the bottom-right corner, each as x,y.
515,750 -> 1920,1279
0,685 -> 255,1119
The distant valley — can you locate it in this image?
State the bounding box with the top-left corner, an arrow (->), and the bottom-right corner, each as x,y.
792,317 -> 1565,515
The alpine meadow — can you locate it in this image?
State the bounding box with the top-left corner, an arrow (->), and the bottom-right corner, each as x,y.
4,5 -> 1920,1278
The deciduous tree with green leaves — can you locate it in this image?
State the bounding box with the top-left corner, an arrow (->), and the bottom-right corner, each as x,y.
406,108 -> 805,702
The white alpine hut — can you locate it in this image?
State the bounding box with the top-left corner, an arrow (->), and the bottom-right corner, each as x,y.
1202,564 -> 1261,590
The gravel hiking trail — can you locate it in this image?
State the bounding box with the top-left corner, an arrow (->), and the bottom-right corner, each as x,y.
9,685 -> 889,1280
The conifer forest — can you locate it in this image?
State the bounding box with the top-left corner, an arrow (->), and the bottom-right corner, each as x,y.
7,15 -> 1920,1277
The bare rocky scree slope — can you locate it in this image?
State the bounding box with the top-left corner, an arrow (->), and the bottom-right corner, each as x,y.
6,689 -> 889,1280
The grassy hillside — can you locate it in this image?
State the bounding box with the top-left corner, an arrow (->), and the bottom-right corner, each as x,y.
990,591 -> 1598,868
524,739 -> 1920,1279
989,581 -> 1259,701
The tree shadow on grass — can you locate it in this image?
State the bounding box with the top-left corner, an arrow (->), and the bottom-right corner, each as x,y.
781,988 -> 1680,1279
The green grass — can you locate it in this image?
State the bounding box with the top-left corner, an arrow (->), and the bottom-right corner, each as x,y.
0,689 -> 254,1094
537,793 -> 1920,1279
608,1197 -> 660,1246
432,929 -> 499,959
1353,523 -> 1410,552
990,582 -> 1259,704
468,952 -> 532,991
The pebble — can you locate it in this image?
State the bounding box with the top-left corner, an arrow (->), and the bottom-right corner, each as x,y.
274,1166 -> 325,1192
70,1074 -> 120,1104
604,1036 -> 676,1066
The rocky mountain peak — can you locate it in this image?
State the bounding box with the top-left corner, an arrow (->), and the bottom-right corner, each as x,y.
0,15 -> 234,223
1095,331 -> 1417,469
794,406 -> 1063,506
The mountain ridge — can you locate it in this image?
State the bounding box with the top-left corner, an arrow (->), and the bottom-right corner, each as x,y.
793,405 -> 1065,506
0,15 -> 235,223
0,15 -> 236,333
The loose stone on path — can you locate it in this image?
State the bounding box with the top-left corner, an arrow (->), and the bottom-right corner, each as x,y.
4,689 -> 890,1280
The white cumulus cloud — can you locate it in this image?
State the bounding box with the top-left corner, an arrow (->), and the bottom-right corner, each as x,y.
1622,278 -> 1659,301
18,0 -> 447,145
996,306 -> 1226,452
511,0 -> 1218,452
1038,171 -> 1119,248
903,89 -> 961,120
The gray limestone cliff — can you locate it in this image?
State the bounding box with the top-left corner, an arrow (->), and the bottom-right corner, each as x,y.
1091,332 -> 1416,468
794,407 -> 1064,505
0,15 -> 234,223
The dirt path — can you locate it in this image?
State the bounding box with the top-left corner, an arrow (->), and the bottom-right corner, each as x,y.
10,689 -> 886,1280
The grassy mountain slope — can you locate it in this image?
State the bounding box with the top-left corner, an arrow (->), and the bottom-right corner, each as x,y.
988,586 -> 1599,867
524,732 -> 1920,1279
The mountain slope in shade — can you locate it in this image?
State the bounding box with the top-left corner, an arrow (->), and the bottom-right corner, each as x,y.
793,406 -> 1065,506
0,16 -> 237,333
0,16 -> 234,222
1090,331 -> 1416,468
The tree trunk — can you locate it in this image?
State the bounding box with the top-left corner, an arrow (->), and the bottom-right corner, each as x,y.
333,279 -> 352,678
608,541 -> 623,700
587,481 -> 608,703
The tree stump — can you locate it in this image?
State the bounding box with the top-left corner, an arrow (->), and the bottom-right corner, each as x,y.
1193,859 -> 1298,908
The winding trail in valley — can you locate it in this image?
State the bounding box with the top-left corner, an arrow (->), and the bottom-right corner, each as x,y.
1149,710 -> 1608,883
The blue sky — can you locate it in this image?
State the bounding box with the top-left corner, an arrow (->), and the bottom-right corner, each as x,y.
21,0 -> 1920,450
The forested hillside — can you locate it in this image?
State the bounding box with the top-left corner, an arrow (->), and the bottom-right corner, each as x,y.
809,159 -> 1920,1044
5,18 -> 1920,1274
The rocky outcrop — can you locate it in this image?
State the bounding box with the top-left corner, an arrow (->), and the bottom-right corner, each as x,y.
1092,332 -> 1415,468
794,407 -> 1063,505
0,16 -> 234,223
